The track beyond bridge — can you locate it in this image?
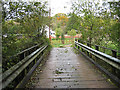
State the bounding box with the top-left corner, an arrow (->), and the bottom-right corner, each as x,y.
26,47 -> 116,88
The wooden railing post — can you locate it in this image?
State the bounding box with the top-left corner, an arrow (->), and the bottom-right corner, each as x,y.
112,50 -> 117,58
87,43 -> 90,47
78,40 -> 80,49
111,50 -> 117,83
41,51 -> 44,56
95,45 -> 99,51
95,45 -> 99,62
26,50 -> 29,56
19,53 -> 24,60
87,43 -> 90,56
75,38 -> 77,47
75,38 -> 77,42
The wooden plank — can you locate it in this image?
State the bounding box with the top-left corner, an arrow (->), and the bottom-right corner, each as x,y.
29,47 -> 116,88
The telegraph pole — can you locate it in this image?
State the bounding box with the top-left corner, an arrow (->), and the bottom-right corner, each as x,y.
49,7 -> 51,41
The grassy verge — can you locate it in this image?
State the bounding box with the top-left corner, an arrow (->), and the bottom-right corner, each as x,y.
51,38 -> 74,47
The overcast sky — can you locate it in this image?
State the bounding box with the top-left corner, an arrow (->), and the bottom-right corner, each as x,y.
48,0 -> 72,16
47,0 -> 119,17
12,0 -> 119,16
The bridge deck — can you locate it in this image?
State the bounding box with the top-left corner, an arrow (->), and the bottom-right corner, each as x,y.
26,47 -> 116,88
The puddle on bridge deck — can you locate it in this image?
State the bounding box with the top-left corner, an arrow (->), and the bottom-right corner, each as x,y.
25,47 -> 117,88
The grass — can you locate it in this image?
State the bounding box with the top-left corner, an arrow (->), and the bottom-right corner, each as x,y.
59,45 -> 64,48
51,38 -> 119,58
51,38 -> 74,47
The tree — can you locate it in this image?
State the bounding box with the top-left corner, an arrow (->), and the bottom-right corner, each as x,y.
66,12 -> 80,33
70,0 -> 112,46
109,1 -> 120,20
61,33 -> 65,44
2,1 -> 49,72
52,13 -> 68,44
108,1 -> 120,52
68,29 -> 76,43
2,1 -> 49,36
55,28 -> 62,40
52,13 -> 68,31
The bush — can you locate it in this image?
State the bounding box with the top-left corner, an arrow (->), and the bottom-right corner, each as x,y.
59,45 -> 64,48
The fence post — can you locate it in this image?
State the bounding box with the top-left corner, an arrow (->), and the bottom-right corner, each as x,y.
78,40 -> 80,49
112,50 -> 117,58
41,49 -> 44,57
19,53 -> 24,60
95,45 -> 99,62
110,51 -> 117,80
75,38 -> 77,42
87,43 -> 90,56
81,41 -> 84,52
95,45 -> 99,51
87,43 -> 90,47
75,38 -> 77,48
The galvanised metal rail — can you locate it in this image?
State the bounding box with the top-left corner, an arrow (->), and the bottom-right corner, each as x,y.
1,44 -> 48,89
74,40 -> 120,87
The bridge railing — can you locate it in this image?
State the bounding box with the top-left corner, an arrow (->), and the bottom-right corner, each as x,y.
2,42 -> 44,72
1,43 -> 49,89
74,39 -> 120,87
76,40 -> 120,59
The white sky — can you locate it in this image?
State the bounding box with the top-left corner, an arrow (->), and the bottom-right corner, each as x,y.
9,0 -> 72,16
11,0 -> 119,16
48,0 -> 72,16
47,0 -> 119,17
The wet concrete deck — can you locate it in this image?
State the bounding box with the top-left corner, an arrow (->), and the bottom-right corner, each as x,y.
26,47 -> 116,88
